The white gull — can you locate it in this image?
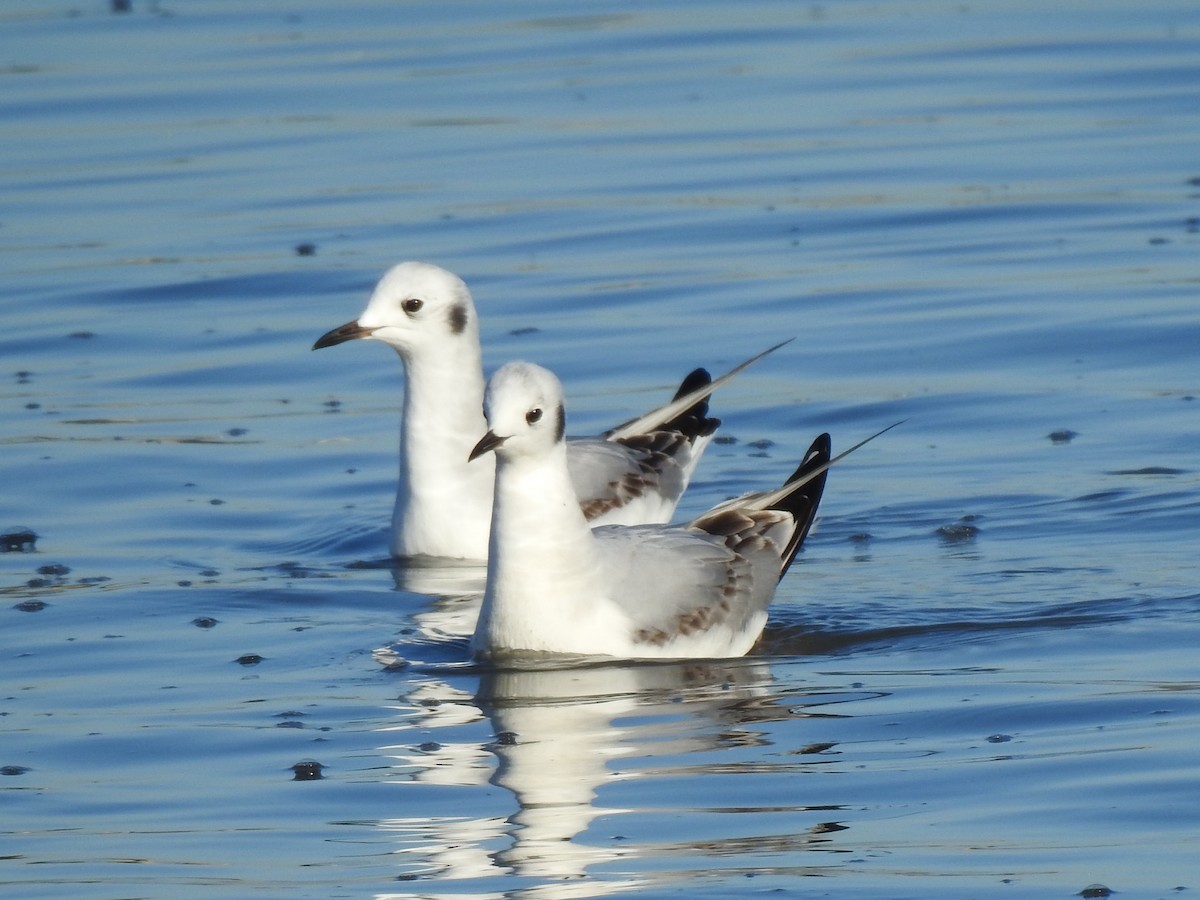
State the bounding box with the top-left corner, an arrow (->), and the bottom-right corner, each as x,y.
468,361 -> 834,662
313,261 -> 785,561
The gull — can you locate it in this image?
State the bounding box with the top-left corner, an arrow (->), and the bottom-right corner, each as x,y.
313,261 -> 786,561
467,361 -> 835,662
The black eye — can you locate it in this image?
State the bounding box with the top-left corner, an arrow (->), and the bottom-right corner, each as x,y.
525,408 -> 543,425
402,298 -> 423,314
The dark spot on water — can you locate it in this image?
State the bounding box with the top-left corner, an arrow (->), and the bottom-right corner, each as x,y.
937,521 -> 979,543
418,741 -> 441,752
291,760 -> 324,780
814,821 -> 848,834
69,331 -> 96,339
277,720 -> 304,729
495,731 -> 519,746
235,654 -> 265,666
14,600 -> 46,612
713,434 -> 738,445
1108,466 -> 1185,476
1,766 -> 30,776
1187,217 -> 1200,233
275,561 -> 330,580
1079,885 -> 1113,899
849,532 -> 871,544
226,428 -> 247,437
1,527 -> 37,552
986,733 -> 1012,743
16,371 -> 33,382
747,438 -> 774,450
25,402 -> 40,410
295,243 -> 317,256
111,0 -> 131,11
192,616 -> 218,628
37,563 -> 69,576
796,742 -> 837,754
1049,429 -> 1078,443
177,580 -> 192,587
509,326 -> 539,336
77,576 -> 111,585
1188,175 -> 1200,186
395,873 -> 420,882
26,578 -> 51,588
1148,236 -> 1170,245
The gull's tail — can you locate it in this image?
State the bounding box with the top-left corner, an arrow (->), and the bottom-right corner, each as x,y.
662,367 -> 721,440
774,432 -> 831,579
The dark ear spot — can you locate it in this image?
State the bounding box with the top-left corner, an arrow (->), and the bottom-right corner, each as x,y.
448,303 -> 469,335
554,404 -> 565,443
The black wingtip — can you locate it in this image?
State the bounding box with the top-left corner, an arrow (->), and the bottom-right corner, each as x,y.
663,367 -> 721,439
775,432 -> 832,579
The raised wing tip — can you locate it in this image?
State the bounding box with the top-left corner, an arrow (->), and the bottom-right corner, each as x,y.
745,419 -> 905,510
605,339 -> 793,441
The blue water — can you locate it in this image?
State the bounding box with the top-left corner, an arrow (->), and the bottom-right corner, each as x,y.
3,1 -> 1200,897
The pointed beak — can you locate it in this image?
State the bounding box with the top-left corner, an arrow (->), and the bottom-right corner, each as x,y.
312,320 -> 374,350
469,430 -> 507,461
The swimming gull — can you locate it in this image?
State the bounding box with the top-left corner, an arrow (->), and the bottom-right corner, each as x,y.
467,360 -> 834,661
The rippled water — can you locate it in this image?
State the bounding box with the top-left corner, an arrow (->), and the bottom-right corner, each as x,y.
4,1 -> 1200,897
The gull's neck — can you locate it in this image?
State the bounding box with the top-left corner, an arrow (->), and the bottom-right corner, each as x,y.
474,444 -> 605,656
391,342 -> 494,559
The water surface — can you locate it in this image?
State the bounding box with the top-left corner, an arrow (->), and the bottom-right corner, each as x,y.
3,1 -> 1200,897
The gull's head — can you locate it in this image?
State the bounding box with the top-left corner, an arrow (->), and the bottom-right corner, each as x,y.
470,362 -> 566,462
312,261 -> 477,353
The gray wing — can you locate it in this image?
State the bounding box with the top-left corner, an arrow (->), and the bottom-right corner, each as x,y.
567,341 -> 792,525
591,521 -> 787,652
565,434 -> 698,524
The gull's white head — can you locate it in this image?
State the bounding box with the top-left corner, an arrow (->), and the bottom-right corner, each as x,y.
312,261 -> 477,354
470,362 -> 566,462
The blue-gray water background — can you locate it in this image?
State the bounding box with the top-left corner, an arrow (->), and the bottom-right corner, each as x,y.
3,1 -> 1199,897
